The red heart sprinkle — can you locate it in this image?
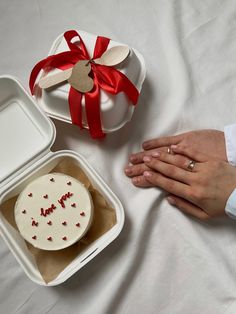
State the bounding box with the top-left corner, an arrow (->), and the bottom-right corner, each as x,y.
67,181 -> 72,185
47,236 -> 52,241
80,212 -> 85,216
76,223 -> 80,227
62,236 -> 67,241
47,221 -> 52,225
50,178 -> 54,182
32,235 -> 37,240
28,193 -> 32,197
62,221 -> 67,226
22,210 -> 26,214
43,194 -> 48,199
71,203 -> 76,207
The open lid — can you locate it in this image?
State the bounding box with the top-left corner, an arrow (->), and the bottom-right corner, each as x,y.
0,76 -> 55,190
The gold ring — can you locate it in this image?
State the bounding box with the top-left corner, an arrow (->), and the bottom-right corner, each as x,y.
167,147 -> 171,154
187,160 -> 196,171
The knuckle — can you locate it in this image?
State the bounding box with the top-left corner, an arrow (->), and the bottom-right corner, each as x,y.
187,189 -> 195,201
179,144 -> 188,151
165,165 -> 179,178
218,160 -> 225,169
210,160 -> 218,168
165,180 -> 175,192
156,151 -> 163,159
210,160 -> 222,169
149,159 -> 158,169
132,166 -> 141,175
190,188 -> 205,202
137,164 -> 144,171
152,173 -> 161,185
174,145 -> 188,156
180,157 -> 189,169
194,174 -> 206,185
138,152 -> 145,160
167,164 -> 177,176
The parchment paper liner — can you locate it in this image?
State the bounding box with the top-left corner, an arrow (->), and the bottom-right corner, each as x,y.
0,158 -> 117,283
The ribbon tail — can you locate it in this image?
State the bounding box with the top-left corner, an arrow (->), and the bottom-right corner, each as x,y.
68,87 -> 83,128
84,81 -> 105,139
29,56 -> 53,94
113,70 -> 139,104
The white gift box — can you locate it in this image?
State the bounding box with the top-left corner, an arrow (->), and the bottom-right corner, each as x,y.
34,30 -> 146,133
0,76 -> 124,285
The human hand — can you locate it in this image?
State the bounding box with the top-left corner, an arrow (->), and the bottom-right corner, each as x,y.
142,145 -> 236,220
125,130 -> 227,187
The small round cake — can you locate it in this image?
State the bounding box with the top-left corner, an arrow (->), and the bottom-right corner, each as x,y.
14,173 -> 93,250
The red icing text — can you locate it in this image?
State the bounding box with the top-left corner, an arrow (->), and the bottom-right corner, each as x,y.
31,220 -> 38,227
40,204 -> 56,217
58,192 -> 73,208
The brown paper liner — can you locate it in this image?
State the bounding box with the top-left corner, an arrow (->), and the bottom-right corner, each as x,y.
0,158 -> 117,283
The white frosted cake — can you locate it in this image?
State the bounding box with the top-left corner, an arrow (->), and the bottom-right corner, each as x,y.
14,173 -> 93,251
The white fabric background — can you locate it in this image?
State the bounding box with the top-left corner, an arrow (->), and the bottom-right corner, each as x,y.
1,0 -> 236,313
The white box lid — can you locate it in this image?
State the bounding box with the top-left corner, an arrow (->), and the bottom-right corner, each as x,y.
0,76 -> 55,190
34,30 -> 146,133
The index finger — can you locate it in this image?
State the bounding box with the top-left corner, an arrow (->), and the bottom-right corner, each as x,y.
129,147 -> 167,164
142,134 -> 181,150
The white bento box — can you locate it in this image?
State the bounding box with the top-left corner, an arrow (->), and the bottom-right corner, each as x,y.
34,30 -> 146,133
0,76 -> 124,286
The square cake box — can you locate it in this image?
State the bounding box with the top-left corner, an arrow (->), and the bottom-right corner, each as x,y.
0,76 -> 124,286
34,30 -> 146,132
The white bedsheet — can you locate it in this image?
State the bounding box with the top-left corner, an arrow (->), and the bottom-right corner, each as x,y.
1,0 -> 236,313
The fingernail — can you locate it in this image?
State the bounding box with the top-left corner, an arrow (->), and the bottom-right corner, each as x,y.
130,155 -> 136,162
132,177 -> 140,184
143,171 -> 152,177
152,151 -> 160,158
124,167 -> 132,175
167,196 -> 175,205
143,156 -> 152,162
142,142 -> 149,149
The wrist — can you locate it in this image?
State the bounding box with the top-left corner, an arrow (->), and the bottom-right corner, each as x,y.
225,188 -> 236,219
224,124 -> 236,166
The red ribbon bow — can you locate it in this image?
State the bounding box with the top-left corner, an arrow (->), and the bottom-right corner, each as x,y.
29,30 -> 139,138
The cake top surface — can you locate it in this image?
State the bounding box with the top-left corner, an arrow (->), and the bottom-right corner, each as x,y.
14,172 -> 93,251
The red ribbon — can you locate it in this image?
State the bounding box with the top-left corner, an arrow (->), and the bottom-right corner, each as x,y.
29,30 -> 139,139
